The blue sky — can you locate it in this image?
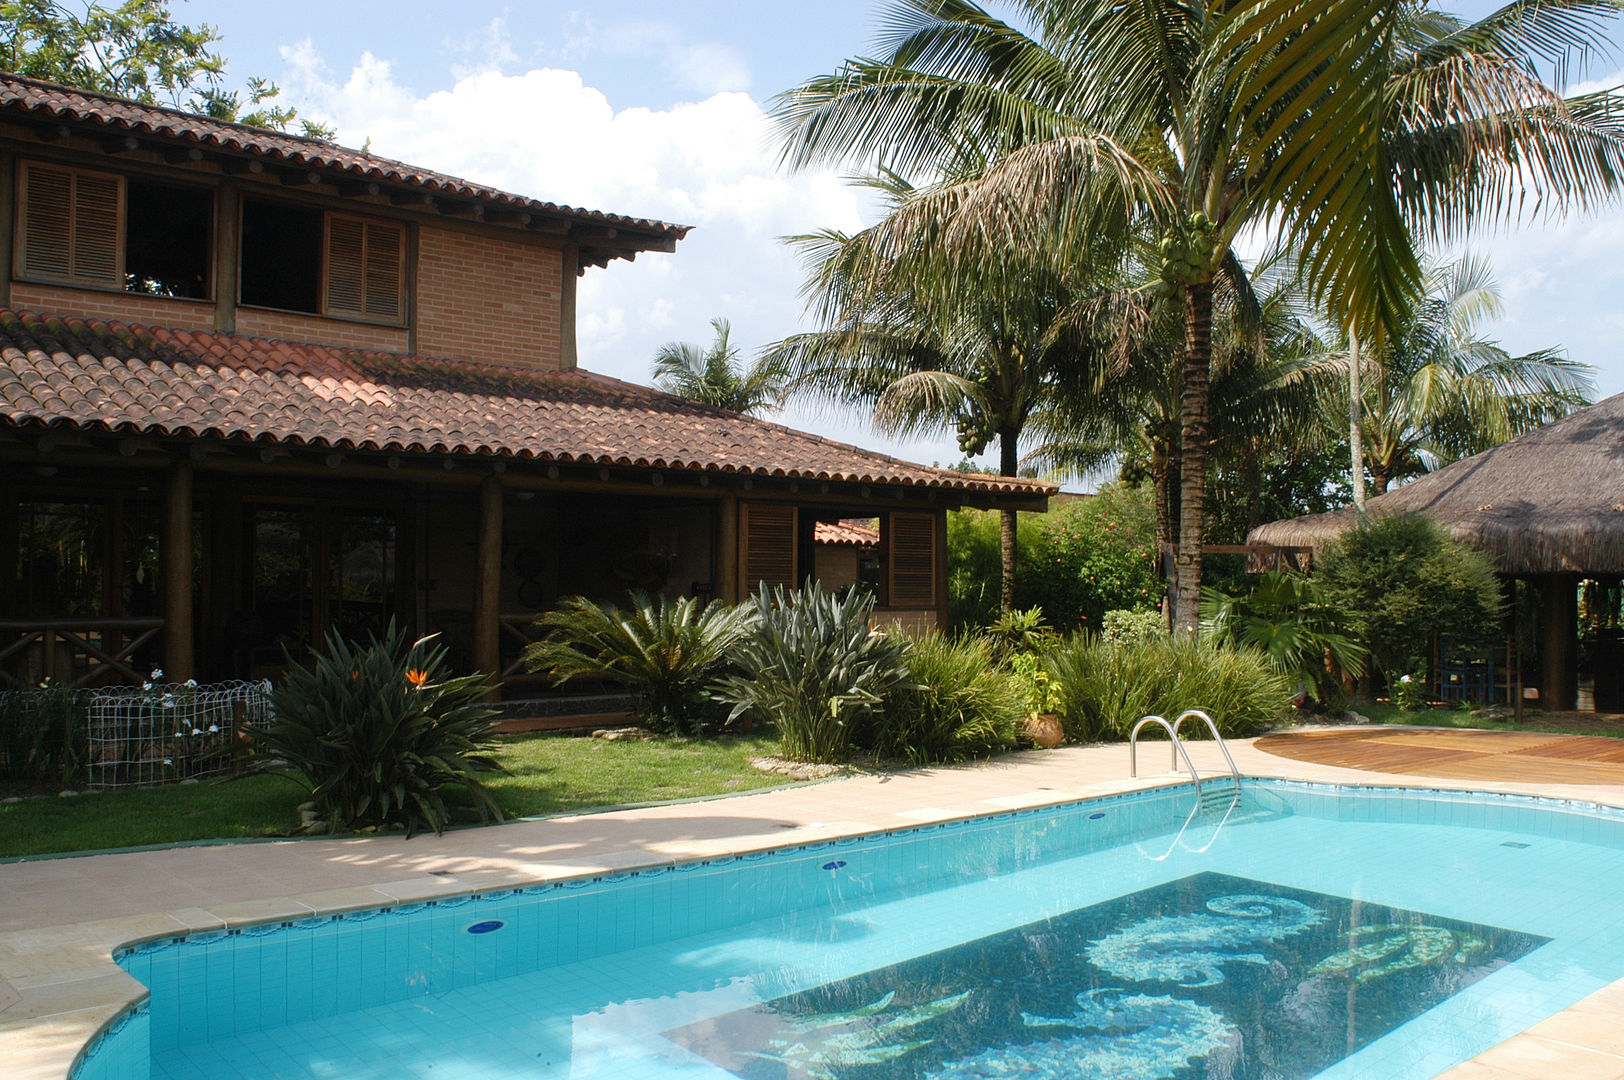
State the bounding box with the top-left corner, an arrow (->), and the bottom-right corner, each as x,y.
187,1 -> 1624,480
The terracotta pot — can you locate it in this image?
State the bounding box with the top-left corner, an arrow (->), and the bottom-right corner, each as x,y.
1022,712 -> 1065,749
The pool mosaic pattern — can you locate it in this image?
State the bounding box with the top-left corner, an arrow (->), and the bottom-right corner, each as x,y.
77,781 -> 1624,1080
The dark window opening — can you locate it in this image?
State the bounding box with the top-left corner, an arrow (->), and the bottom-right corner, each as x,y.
240,199 -> 322,313
124,180 -> 212,299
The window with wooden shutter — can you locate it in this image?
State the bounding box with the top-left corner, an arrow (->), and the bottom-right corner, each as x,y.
887,512 -> 938,607
740,502 -> 797,595
19,162 -> 123,287
325,214 -> 404,321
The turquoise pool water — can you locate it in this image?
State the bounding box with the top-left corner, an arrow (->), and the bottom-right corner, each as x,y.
78,780 -> 1624,1080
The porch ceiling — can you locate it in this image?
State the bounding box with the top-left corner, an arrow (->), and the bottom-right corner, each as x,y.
0,310 -> 1055,504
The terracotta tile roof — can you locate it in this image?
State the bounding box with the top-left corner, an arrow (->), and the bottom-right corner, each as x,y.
814,520 -> 880,547
0,311 -> 1055,498
0,73 -> 688,246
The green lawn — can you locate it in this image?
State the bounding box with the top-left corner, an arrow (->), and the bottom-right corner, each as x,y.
0,732 -> 785,859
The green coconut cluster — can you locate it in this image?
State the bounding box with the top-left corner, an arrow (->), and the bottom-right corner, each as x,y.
1151,211 -> 1218,300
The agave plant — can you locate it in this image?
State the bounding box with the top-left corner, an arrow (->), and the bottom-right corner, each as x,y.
1200,572 -> 1366,707
524,593 -> 756,735
715,582 -> 914,763
261,621 -> 503,837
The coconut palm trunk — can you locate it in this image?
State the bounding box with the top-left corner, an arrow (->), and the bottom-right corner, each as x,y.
1174,279 -> 1213,634
998,427 -> 1020,613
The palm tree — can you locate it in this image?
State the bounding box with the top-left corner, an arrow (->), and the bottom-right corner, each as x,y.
1340,254 -> 1595,494
773,0 -> 1624,632
767,180 -> 1132,612
651,317 -> 787,415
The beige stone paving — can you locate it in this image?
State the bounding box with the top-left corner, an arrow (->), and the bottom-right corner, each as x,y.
4,728 -> 1624,1079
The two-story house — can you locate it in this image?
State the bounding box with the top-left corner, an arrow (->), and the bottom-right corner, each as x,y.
0,73 -> 1052,701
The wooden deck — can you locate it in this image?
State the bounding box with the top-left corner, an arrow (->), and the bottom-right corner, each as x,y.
1255,726 -> 1624,785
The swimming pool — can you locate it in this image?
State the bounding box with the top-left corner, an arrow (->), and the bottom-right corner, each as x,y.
77,779 -> 1624,1080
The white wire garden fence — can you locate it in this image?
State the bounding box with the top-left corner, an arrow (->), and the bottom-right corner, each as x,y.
84,678 -> 273,789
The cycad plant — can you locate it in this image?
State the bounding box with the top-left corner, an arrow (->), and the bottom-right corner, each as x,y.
716,582 -> 914,763
1200,572 -> 1367,707
261,622 -> 503,837
524,594 -> 756,735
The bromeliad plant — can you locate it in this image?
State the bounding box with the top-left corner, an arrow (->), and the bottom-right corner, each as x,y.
523,593 -> 757,735
261,622 -> 503,836
716,581 -> 913,763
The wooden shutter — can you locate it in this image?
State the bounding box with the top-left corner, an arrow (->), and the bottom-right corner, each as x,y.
326,215 -> 404,321
19,162 -> 122,286
740,502 -> 797,595
887,512 -> 938,607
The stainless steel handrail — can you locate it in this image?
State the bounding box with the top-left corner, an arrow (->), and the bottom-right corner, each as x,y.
1172,708 -> 1242,791
1129,714 -> 1204,798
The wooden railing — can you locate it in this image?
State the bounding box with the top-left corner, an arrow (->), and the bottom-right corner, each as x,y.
498,612 -> 546,683
0,618 -> 164,688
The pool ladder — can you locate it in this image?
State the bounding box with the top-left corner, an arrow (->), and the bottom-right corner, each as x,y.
1130,709 -> 1243,858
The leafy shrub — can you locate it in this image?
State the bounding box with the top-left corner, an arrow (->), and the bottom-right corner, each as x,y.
262,622 -> 503,836
870,634 -> 1025,762
1200,572 -> 1366,707
1315,514 -> 1503,687
1101,608 -> 1169,647
523,593 -> 755,734
0,680 -> 86,786
1393,670 -> 1430,712
716,582 -> 913,763
948,484 -> 1164,633
1008,649 -> 1063,716
1045,636 -> 1291,743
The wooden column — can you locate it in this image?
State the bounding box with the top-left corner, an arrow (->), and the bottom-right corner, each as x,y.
1541,574 -> 1577,711
934,507 -> 949,631
213,182 -> 240,333
0,150 -> 14,309
716,494 -> 739,604
472,476 -> 503,682
162,461 -> 195,681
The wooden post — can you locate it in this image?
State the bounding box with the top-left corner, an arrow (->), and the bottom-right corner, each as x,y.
162,461 -> 195,681
472,476 -> 502,686
716,494 -> 739,604
213,182 -> 240,333
0,150 -> 14,309
1541,574 -> 1576,711
934,507 -> 949,631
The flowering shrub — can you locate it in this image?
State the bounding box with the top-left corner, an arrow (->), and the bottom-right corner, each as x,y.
0,678 -> 86,785
261,622 -> 503,836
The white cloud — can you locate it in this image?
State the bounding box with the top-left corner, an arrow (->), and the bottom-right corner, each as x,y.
444,16 -> 520,80
274,50 -> 982,465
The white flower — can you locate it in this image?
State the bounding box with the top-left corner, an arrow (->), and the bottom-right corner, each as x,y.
162,758 -> 173,766
151,668 -> 164,680
162,694 -> 175,708
190,728 -> 202,736
174,731 -> 186,739
142,682 -> 153,691
1399,675 -> 1412,683
207,724 -> 219,733
184,679 -> 197,689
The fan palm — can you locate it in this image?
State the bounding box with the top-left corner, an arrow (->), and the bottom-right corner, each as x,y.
1338,254 -> 1595,493
651,317 -> 787,415
774,0 -> 1624,632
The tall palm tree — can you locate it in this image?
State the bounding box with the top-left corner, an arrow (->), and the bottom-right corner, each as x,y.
768,176 -> 1133,612
773,0 -> 1624,632
1341,254 -> 1595,494
651,317 -> 787,415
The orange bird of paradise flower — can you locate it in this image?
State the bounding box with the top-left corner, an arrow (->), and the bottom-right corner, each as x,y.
405,668 -> 429,688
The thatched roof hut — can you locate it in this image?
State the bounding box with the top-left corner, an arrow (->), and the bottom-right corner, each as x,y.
1248,392 -> 1624,575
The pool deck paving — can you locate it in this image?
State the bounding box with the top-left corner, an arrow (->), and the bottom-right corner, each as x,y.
5,725 -> 1624,1080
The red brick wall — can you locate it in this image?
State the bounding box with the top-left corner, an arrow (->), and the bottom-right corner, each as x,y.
234,307 -> 410,353
11,281 -> 215,330
416,227 -> 563,368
